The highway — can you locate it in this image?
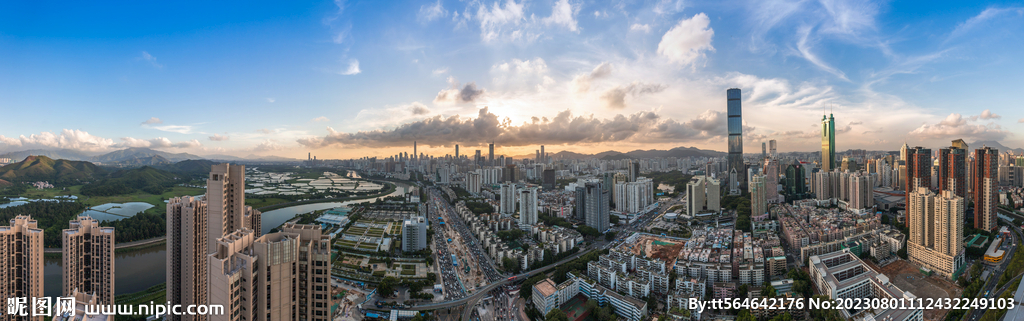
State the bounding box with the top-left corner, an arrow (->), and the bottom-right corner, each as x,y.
410,246 -> 596,311
963,210 -> 1024,321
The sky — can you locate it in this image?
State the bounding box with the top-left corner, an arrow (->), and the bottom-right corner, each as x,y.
1,0 -> 1023,159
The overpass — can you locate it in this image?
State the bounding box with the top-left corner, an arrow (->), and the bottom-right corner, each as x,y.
408,246 -> 597,311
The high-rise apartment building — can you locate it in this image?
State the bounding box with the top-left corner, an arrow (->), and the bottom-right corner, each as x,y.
628,161 -> 640,183
0,216 -> 44,321
974,147 -> 999,231
499,182 -> 516,216
848,172 -> 874,210
207,224 -> 331,321
489,143 -> 495,165
542,169 -> 556,190
519,186 -> 539,227
402,217 -> 427,252
583,182 -> 609,232
167,196 -> 210,321
821,113 -> 836,172
613,177 -> 654,214
763,157 -> 779,203
750,175 -> 767,216
466,172 -> 481,195
938,145 -> 966,198
207,164 -> 261,253
63,216 -> 115,305
905,147 -> 931,225
907,187 -> 964,279
727,88 -> 745,192
686,177 -> 721,215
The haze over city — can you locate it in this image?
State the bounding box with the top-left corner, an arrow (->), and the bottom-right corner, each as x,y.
1,1 -> 1023,159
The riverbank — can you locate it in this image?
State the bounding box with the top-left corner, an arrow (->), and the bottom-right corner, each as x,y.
255,182 -> 398,212
43,235 -> 166,254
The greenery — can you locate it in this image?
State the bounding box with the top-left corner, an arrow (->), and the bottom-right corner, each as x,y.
577,225 -> 601,237
722,195 -> 752,232
538,212 -> 573,229
644,171 -> 693,198
80,166 -> 181,196
787,268 -> 813,298
609,215 -> 620,224
999,239 -> 1024,288
0,156 -> 103,186
544,308 -> 568,321
464,201 -> 494,215
0,201 -> 86,248
102,212 -> 165,243
377,276 -> 399,297
497,229 -> 525,241
503,256 -> 522,273
604,231 -> 616,241
550,249 -> 606,284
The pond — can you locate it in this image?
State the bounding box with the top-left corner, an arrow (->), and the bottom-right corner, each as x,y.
44,244 -> 167,298
81,202 -> 155,221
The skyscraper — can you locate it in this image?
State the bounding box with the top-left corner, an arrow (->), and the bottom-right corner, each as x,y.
63,216 -> 115,305
769,140 -> 778,159
207,164 -> 261,253
489,142 -> 495,165
751,175 -> 767,216
583,182 -> 609,232
402,217 -> 428,252
166,196 -> 209,321
821,113 -> 836,172
0,215 -> 44,321
629,161 -> 640,182
974,147 -> 998,231
519,186 -> 538,227
499,182 -> 516,216
414,141 -> 417,160
938,144 -> 966,199
541,145 -> 545,162
905,147 -> 932,225
763,157 -> 779,203
727,88 -> 745,191
455,144 -> 459,159
907,187 -> 964,280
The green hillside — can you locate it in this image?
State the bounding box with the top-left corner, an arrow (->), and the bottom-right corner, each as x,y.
80,166 -> 182,196
0,156 -> 104,184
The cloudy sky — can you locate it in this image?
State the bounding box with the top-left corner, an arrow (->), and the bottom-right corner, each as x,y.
1,0 -> 1023,159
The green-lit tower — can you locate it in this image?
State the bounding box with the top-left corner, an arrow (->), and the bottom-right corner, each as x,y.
821,113 -> 835,172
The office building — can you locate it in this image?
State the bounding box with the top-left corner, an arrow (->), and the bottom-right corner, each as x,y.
938,145 -> 966,198
0,216 -> 44,321
499,182 -> 516,216
466,172 -> 481,194
905,147 -> 931,225
727,88 -> 745,191
63,216 -> 115,305
809,250 -> 923,321
455,144 -> 459,159
974,147 -> 999,231
821,113 -> 836,172
540,145 -> 545,162
751,175 -> 767,216
542,169 -> 556,190
907,187 -> 964,280
769,139 -> 777,159
520,186 -> 539,227
167,196 -> 210,321
629,161 -> 640,183
207,224 -> 332,321
784,162 -> 808,200
207,164 -> 261,253
402,217 -> 428,252
762,142 -> 767,160
584,182 -> 610,232
763,157 -> 779,203
489,143 -> 495,164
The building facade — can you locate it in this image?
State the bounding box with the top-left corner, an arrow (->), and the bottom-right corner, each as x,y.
907,187 -> 965,279
974,147 -> 998,231
0,216 -> 44,321
402,217 -> 427,252
62,216 -> 115,304
727,88 -> 745,192
821,113 -> 836,172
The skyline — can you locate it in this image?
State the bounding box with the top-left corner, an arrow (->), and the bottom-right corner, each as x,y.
2,1 -> 1024,159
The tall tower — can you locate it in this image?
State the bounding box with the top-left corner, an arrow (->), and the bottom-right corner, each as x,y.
821,113 -> 836,172
63,216 -> 115,305
455,144 -> 459,159
540,145 -> 545,162
905,147 -> 932,225
769,140 -> 778,159
727,88 -> 745,192
0,216 -> 44,321
974,147 -> 998,230
762,142 -> 767,160
938,145 -> 966,198
414,141 -> 417,160
207,164 -> 261,252
166,196 -> 209,321
519,186 -> 538,227
584,182 -> 609,232
489,142 -> 495,165
907,187 -> 965,280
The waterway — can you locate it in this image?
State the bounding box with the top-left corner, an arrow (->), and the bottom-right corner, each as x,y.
40,173 -> 411,298
44,244 -> 167,298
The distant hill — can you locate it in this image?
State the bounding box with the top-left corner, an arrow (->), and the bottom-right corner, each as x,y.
0,179 -> 10,187
93,147 -> 202,163
80,166 -> 182,196
243,154 -> 301,162
527,146 -> 726,160
156,159 -> 217,177
0,149 -> 95,162
0,156 -> 104,184
108,155 -> 172,167
972,141 -> 1024,155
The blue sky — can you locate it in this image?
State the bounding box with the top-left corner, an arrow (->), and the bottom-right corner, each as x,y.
1,0 -> 1023,159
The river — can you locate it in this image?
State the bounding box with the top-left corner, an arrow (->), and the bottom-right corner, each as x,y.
41,178 -> 413,297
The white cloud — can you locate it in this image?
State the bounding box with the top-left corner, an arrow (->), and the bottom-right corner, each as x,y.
975,109 -> 1001,120
1019,118 -> 1024,124
434,77 -> 486,104
947,7 -> 1024,42
142,117 -> 163,125
909,113 -> 1009,141
570,62 -> 613,93
657,13 -> 715,67
257,129 -> 275,134
432,67 -> 449,76
630,24 -> 651,33
252,140 -> 284,152
0,129 -> 115,153
418,0 -> 448,22
312,116 -> 331,122
796,25 -> 849,80
475,0 -> 527,42
139,51 -> 162,69
600,82 -> 667,109
340,59 -> 361,75
209,134 -> 230,141
542,0 -> 580,32
146,124 -> 193,134
266,98 -> 275,103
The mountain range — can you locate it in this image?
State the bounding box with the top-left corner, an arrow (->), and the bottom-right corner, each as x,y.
514,146 -> 727,160
0,147 -> 299,166
0,155 -> 104,184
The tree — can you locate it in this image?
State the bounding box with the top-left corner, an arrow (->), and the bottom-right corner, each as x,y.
609,215 -> 620,224
545,308 -> 568,321
377,277 -> 399,297
737,310 -> 756,321
585,299 -> 598,314
598,305 -> 615,321
605,231 -> 617,241
738,284 -> 749,300
761,285 -> 777,298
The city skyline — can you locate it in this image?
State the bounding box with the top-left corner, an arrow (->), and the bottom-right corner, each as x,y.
2,1 -> 1024,159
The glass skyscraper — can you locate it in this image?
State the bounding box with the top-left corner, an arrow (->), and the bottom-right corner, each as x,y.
727,88 -> 745,191
821,113 -> 836,172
